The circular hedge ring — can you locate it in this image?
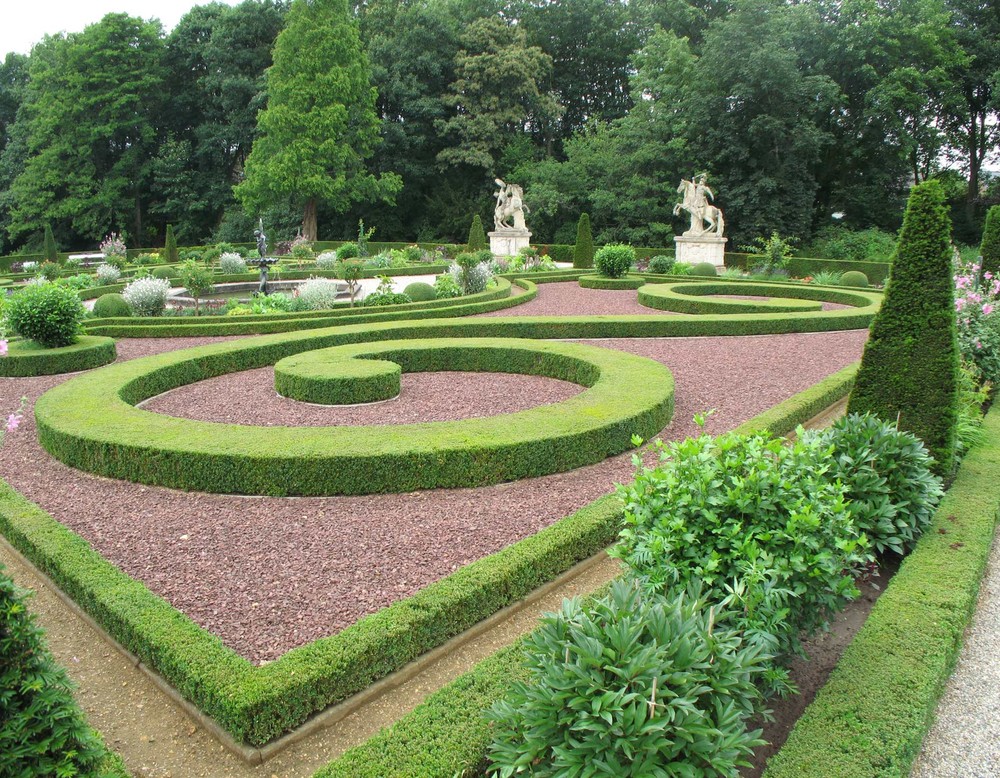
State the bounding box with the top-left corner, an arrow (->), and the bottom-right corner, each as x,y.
578,275 -> 646,290
0,336 -> 117,377
638,281 -> 873,315
275,350 -> 402,404
36,337 -> 674,496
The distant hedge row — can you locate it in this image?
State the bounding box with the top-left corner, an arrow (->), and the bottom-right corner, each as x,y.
637,281 -> 876,315
724,253 -> 892,284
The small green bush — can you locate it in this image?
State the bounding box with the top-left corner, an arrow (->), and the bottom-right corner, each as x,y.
690,261 -> 718,276
0,568 -> 109,776
467,214 -> 487,252
573,213 -> 594,269
839,270 -> 869,287
4,282 -> 85,347
38,261 -> 60,281
434,274 -> 462,298
403,282 -> 436,301
647,255 -> 676,274
364,292 -> 412,307
487,578 -> 766,777
92,293 -> 132,318
152,267 -> 173,280
594,243 -> 634,278
802,413 -> 944,555
336,242 -> 359,260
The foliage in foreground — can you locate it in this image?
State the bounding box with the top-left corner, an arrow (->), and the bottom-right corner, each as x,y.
487,578 -> 766,778
3,282 -> 84,347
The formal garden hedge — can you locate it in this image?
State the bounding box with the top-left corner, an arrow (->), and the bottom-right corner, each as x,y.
638,281 -> 837,314
36,337 -> 674,496
577,274 -> 645,290
724,253 -> 892,284
0,336 -> 117,377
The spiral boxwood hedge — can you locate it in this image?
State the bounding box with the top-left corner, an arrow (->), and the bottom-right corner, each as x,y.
637,281 -> 860,315
275,348 -> 403,404
36,337 -> 674,496
577,274 -> 645,290
0,336 -> 117,377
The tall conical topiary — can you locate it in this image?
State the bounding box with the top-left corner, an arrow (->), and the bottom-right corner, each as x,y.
467,214 -> 487,251
573,212 -> 594,268
43,224 -> 58,263
980,205 -> 1000,278
164,224 -> 179,264
847,180 -> 959,476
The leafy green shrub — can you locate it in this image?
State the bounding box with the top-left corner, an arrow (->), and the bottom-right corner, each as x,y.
451,251 -> 494,294
152,267 -> 173,280
980,205 -> 1000,279
744,231 -> 797,274
487,578 -> 766,778
4,282 -> 85,347
133,252 -> 160,267
336,260 -> 363,306
219,252 -> 248,274
38,261 -> 60,281
92,293 -> 132,318
95,263 -> 121,285
364,292 -> 412,307
403,245 -> 424,263
613,429 -> 869,690
839,270 -> 869,287
336,242 -> 359,260
0,568 -> 109,776
573,213 -> 594,268
467,214 -> 487,252
810,270 -> 842,285
690,261 -> 718,276
177,259 -> 214,314
403,282 -> 436,301
848,179 -> 960,476
297,278 -> 343,310
122,277 -> 171,317
801,225 -> 897,263
316,250 -> 338,270
647,255 -> 676,274
802,413 -> 943,555
434,274 -> 462,298
55,274 -> 94,291
594,243 -> 634,278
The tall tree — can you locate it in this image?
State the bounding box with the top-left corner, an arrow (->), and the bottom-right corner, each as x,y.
5,15 -> 165,245
236,0 -> 400,240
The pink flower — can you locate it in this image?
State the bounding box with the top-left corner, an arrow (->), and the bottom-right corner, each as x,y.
986,272 -> 994,281
976,341 -> 983,349
0,340 -> 7,357
956,298 -> 965,311
6,413 -> 21,432
984,304 -> 994,316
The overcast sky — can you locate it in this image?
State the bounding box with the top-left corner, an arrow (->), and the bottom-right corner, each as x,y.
2,1 -> 244,57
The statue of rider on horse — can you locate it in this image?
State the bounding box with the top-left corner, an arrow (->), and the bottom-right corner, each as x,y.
674,173 -> 725,237
494,178 -> 529,231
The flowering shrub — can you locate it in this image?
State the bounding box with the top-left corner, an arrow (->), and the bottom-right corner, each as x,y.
99,232 -> 127,260
122,277 -> 171,317
954,255 -> 1000,384
316,251 -> 338,270
218,253 -> 248,274
295,278 -> 343,310
133,252 -> 160,267
450,250 -> 494,294
20,261 -> 37,274
95,263 -> 121,285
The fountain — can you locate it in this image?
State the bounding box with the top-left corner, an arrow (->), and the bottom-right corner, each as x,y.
250,220 -> 280,295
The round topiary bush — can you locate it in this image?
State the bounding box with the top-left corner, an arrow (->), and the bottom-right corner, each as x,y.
593,243 -> 634,278
336,242 -> 359,260
403,281 -> 436,301
152,267 -> 173,280
4,282 -> 85,347
840,270 -> 869,287
647,255 -> 676,274
690,262 -> 718,277
92,293 -> 131,318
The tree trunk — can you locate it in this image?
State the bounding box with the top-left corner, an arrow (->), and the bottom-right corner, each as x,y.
303,198 -> 318,241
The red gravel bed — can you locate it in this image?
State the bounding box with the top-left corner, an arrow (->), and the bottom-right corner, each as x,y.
143,369 -> 583,425
0,320 -> 867,663
479,281 -> 666,317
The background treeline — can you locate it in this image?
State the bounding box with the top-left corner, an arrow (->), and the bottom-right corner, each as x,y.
0,0 -> 997,254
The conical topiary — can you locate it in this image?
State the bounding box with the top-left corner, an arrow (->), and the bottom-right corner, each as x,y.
573,213 -> 594,268
980,205 -> 1000,279
847,180 -> 959,476
43,224 -> 58,263
164,224 -> 179,264
467,214 -> 487,252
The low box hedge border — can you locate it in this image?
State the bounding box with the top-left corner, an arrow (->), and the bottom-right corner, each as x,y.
638,281 -> 877,315
577,274 -> 646,290
36,337 -> 675,496
761,403 -> 1000,778
275,349 -> 403,404
0,336 -> 117,377
724,253 -> 891,285
312,362 -> 863,777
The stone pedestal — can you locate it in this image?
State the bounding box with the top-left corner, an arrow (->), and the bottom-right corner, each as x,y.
674,235 -> 727,269
489,228 -> 532,258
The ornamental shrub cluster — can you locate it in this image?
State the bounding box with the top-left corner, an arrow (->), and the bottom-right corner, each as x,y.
450,250 -> 494,294
296,277 -> 343,310
0,567 -> 109,776
488,579 -> 766,778
647,254 -> 675,274
4,282 -> 84,347
316,250 -> 339,270
594,243 -> 634,278
218,252 -> 248,274
92,293 -> 131,318
95,263 -> 121,285
122,276 -> 171,317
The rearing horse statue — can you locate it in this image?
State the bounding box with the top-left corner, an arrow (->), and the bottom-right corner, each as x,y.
673,176 -> 725,237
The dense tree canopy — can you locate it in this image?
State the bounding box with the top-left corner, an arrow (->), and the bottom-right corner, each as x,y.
0,0 -> 997,252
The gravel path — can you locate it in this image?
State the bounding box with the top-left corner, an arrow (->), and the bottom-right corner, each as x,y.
910,533 -> 1000,777
478,281 -> 663,316
0,286 -> 869,663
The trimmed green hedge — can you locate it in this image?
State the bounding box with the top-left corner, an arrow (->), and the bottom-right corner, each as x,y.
36,337 -> 674,496
276,349 -> 403,404
0,336 -> 117,377
637,281 -> 870,315
725,253 -> 891,285
762,404 -> 1000,777
577,274 -> 645,290
313,367 -> 863,777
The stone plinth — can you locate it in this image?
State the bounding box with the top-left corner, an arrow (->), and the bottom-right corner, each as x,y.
674,235 -> 727,269
489,228 -> 532,258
